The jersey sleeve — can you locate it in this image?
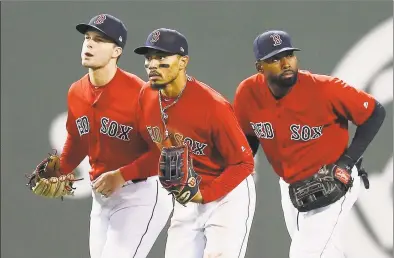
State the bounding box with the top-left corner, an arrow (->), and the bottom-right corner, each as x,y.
60,94 -> 88,174
119,144 -> 160,181
200,101 -> 254,203
119,88 -> 160,181
233,81 -> 254,136
326,77 -> 376,126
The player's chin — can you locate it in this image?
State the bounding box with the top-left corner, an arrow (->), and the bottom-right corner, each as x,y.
279,73 -> 298,87
150,83 -> 167,90
81,61 -> 99,69
149,80 -> 167,90
81,60 -> 91,67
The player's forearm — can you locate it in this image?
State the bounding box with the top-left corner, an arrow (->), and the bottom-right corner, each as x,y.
60,133 -> 87,174
200,160 -> 254,203
119,149 -> 160,181
338,99 -> 386,168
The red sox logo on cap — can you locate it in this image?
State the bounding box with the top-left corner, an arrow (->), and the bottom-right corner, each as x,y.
270,33 -> 282,46
150,30 -> 161,43
94,14 -> 107,25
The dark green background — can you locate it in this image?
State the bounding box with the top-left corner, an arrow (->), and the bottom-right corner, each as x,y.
2,2 -> 392,258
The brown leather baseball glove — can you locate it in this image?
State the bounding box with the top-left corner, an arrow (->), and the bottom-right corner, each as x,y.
26,151 -> 82,199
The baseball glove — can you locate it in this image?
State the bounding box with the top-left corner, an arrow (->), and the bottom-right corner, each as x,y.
289,163 -> 354,212
26,151 -> 82,199
158,143 -> 201,206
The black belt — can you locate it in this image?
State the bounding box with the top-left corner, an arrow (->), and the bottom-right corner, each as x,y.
131,178 -> 147,183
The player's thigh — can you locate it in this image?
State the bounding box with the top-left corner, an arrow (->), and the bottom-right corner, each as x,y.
279,178 -> 298,239
100,179 -> 173,258
134,182 -> 174,258
165,202 -> 206,258
290,174 -> 361,258
89,194 -> 110,258
89,215 -> 109,258
290,227 -> 346,258
204,176 -> 256,258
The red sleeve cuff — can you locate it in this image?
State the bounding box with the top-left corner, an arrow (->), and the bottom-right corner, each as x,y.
59,157 -> 74,175
200,162 -> 254,203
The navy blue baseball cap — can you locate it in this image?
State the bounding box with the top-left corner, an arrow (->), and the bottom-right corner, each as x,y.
134,28 -> 188,56
253,30 -> 300,61
76,14 -> 127,48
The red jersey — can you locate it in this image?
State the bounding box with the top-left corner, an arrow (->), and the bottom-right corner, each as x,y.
60,68 -> 157,181
233,70 -> 376,184
137,76 -> 254,203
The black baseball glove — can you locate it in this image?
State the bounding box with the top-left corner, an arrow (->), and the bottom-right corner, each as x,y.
158,143 -> 201,205
289,163 -> 354,212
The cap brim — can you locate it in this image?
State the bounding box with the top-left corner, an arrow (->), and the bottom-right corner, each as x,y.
76,23 -> 107,37
259,47 -> 300,61
134,45 -> 176,55
76,23 -> 123,47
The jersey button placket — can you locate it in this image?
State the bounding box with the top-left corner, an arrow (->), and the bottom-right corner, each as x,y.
275,104 -> 286,147
276,101 -> 281,118
90,103 -> 99,163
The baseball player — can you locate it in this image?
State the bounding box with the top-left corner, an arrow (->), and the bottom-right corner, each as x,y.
133,28 -> 257,258
38,14 -> 173,258
233,30 -> 386,258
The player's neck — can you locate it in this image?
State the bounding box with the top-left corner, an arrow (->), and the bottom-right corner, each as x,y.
161,72 -> 187,98
89,63 -> 118,87
267,83 -> 292,99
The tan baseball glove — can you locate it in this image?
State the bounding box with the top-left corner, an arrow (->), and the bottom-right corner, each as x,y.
26,151 -> 82,199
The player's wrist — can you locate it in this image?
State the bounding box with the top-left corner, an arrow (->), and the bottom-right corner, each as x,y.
113,169 -> 126,184
336,153 -> 355,171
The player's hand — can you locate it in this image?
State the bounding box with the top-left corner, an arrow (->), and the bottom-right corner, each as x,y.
190,190 -> 203,203
92,170 -> 126,197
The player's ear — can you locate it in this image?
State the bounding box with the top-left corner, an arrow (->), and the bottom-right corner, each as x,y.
179,55 -> 189,70
255,61 -> 264,73
113,46 -> 123,58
